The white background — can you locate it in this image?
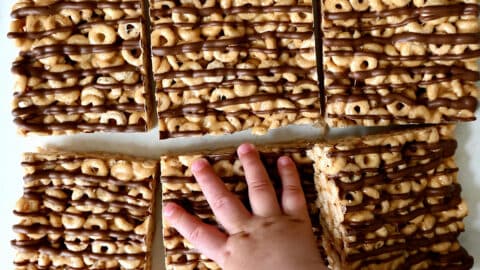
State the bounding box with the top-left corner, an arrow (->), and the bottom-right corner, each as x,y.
0,1 -> 479,269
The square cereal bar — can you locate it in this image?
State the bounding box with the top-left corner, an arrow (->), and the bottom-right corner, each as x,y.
12,148 -> 159,269
161,145 -> 321,269
150,0 -> 321,139
307,125 -> 473,269
8,0 -> 155,135
320,0 -> 480,127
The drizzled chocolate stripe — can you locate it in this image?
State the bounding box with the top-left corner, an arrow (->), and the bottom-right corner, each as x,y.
159,107 -> 319,119
11,1 -> 142,18
324,3 -> 479,27
328,139 -> 456,158
345,183 -> 461,213
347,217 -> 464,247
152,20 -> 313,29
20,40 -> 141,60
343,194 -> 462,236
327,94 -> 478,112
150,5 -> 313,17
13,224 -> 146,241
11,64 -> 139,79
14,119 -> 147,132
13,103 -> 145,117
324,49 -> 480,61
324,3 -> 478,20
8,18 -> 142,40
158,79 -> 318,92
152,31 -> 312,55
325,78 -> 479,91
324,33 -> 480,46
325,66 -> 480,81
23,169 -> 152,188
343,231 -> 461,262
14,83 -> 142,98
12,244 -> 146,260
155,66 -> 316,80
327,113 -> 476,123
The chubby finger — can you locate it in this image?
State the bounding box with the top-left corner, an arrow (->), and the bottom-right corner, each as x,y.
237,143 -> 281,217
192,158 -> 251,233
277,156 -> 309,218
163,202 -> 227,263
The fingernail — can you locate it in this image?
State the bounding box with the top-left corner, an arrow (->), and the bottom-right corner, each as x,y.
163,203 -> 176,217
192,158 -> 208,173
237,143 -> 255,155
278,156 -> 292,166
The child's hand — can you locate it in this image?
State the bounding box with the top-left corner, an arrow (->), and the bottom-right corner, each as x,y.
163,143 -> 326,270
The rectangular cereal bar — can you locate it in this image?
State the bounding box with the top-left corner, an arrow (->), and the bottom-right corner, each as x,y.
8,0 -> 155,135
150,0 -> 321,139
160,145 -> 321,269
12,148 -> 159,269
321,0 -> 480,127
307,125 -> 473,269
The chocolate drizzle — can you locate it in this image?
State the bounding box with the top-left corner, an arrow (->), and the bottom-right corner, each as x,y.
11,1 -> 142,18
12,153 -> 158,267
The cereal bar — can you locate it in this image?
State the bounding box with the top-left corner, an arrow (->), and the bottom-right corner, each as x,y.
307,126 -> 473,269
8,0 -> 155,135
150,0 -> 321,139
12,148 -> 159,269
321,0 -> 480,127
161,145 -> 321,269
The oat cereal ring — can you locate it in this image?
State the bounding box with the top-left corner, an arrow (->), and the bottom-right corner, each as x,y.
157,92 -> 172,112
344,100 -> 370,115
32,37 -> 62,66
350,56 -> 378,72
354,153 -> 381,168
65,236 -> 89,252
92,241 -> 118,254
61,214 -> 85,229
100,111 -> 128,126
103,8 -> 125,20
172,12 -> 198,24
233,83 -> 257,97
66,34 -> 91,62
88,25 -> 116,45
128,186 -> 152,200
55,90 -> 80,105
122,48 -> 143,67
48,64 -> 78,89
81,87 -> 105,106
111,161 -> 134,181
343,191 -> 363,206
456,20 -> 479,33
81,158 -> 108,176
45,15 -> 72,41
205,60 -> 225,83
324,0 -> 352,12
151,28 -> 177,47
386,101 -> 411,117
212,160 -> 234,177
179,61 -> 204,86
118,22 -> 141,40
31,94 -> 56,106
119,259 -> 142,269
25,15 -> 48,32
348,0 -> 369,11
386,182 -> 411,195
113,217 -> 134,231
213,50 -> 240,63
192,0 -> 216,7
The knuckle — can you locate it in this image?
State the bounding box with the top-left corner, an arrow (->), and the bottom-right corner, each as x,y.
283,184 -> 302,195
187,225 -> 205,243
210,195 -> 230,211
249,180 -> 271,193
